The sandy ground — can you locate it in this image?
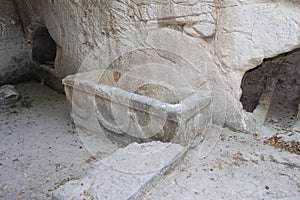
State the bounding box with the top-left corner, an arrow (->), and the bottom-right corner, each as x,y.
0,81 -> 299,199
0,82 -> 95,200
145,127 -> 300,199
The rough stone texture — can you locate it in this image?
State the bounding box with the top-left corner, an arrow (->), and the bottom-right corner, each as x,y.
241,49 -> 300,116
0,0 -> 33,85
264,50 -> 300,128
14,0 -> 217,89
215,1 -> 300,132
239,48 -> 300,131
144,126 -> 300,199
52,141 -> 186,200
0,85 -> 19,105
13,0 -> 300,132
293,103 -> 300,131
63,68 -> 212,147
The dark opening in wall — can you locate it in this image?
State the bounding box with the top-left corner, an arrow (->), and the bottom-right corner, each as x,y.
240,59 -> 275,112
240,48 -> 300,127
31,27 -> 57,65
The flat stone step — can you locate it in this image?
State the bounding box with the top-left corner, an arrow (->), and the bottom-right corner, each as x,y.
52,141 -> 187,200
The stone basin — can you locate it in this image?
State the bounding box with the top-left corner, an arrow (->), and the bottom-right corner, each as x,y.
63,68 -> 212,147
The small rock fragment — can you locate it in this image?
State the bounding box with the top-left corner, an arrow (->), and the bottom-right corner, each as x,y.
0,85 -> 19,106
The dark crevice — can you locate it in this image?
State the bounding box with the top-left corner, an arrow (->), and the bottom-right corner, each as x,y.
31,27 -> 57,65
240,48 -> 300,127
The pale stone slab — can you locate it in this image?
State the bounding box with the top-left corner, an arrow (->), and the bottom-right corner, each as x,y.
52,141 -> 186,200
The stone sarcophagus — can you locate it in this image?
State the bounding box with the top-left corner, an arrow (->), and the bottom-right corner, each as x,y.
63,67 -> 212,147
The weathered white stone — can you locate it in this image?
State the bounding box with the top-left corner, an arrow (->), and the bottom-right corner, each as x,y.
216,2 -> 300,71
193,23 -> 215,38
0,85 -> 19,106
13,0 -> 300,132
52,141 -> 187,200
14,0 -> 217,77
215,1 -> 300,132
63,66 -> 212,147
183,25 -> 201,38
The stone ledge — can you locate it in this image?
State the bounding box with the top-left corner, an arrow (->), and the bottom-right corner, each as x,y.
52,141 -> 187,200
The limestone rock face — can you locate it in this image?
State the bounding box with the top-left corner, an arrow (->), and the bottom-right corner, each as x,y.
0,0 -> 33,85
215,1 -> 300,132
14,0 -> 300,132
216,1 -> 300,71
15,0 -> 217,74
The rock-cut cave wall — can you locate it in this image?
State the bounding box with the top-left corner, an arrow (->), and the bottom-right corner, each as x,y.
240,49 -> 300,128
0,0 -> 33,85
9,0 -> 300,133
215,0 -> 300,132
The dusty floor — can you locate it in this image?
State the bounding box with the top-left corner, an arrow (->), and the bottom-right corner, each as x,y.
0,82 -> 95,200
145,127 -> 300,199
0,82 -> 300,199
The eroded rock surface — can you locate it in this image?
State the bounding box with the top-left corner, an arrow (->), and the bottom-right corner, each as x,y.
0,0 -> 33,85
52,142 -> 186,200
13,0 -> 300,131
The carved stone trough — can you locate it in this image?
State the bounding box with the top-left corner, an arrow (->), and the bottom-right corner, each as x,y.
63,68 -> 212,147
